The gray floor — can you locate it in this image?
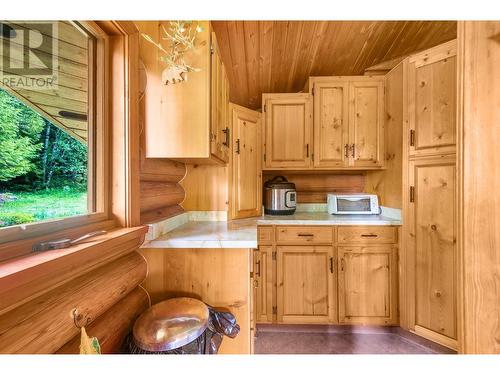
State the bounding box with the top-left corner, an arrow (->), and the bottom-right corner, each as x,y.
254,325 -> 455,354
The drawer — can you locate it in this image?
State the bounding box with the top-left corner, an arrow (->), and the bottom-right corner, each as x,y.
258,226 -> 274,244
337,226 -> 397,244
276,226 -> 333,244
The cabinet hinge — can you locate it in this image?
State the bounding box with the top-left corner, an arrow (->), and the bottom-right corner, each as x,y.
210,44 -> 214,55
409,186 -> 415,203
272,251 -> 276,260
311,153 -> 314,162
272,306 -> 277,314
409,129 -> 415,146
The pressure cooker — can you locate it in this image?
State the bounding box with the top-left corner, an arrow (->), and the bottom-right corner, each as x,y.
263,176 -> 297,215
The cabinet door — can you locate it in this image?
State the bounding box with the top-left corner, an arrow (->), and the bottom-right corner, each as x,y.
338,246 -> 397,325
254,246 -> 274,323
313,81 -> 349,168
210,32 -> 227,162
231,104 -> 262,219
349,80 -> 385,167
408,156 -> 457,345
263,94 -> 312,169
408,40 -> 457,157
276,246 -> 335,323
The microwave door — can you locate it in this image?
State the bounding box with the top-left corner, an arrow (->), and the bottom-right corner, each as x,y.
336,197 -> 372,214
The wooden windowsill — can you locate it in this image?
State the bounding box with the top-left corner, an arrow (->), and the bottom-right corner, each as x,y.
0,225 -> 148,315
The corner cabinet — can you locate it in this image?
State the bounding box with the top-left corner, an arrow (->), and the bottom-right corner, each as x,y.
262,76 -> 384,170
229,104 -> 262,219
143,22 -> 230,164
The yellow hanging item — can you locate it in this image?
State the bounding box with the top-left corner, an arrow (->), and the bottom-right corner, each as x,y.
79,327 -> 101,354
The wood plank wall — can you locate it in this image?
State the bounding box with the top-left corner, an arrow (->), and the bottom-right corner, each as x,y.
136,21 -> 187,223
459,21 -> 500,354
365,62 -> 404,209
263,172 -> 365,203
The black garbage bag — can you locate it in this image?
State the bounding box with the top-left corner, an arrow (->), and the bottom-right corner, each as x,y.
125,304 -> 240,354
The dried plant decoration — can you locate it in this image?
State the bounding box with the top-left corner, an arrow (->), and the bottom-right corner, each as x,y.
142,21 -> 204,85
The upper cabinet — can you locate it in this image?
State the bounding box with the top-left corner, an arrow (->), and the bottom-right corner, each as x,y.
407,40 -> 457,157
262,93 -> 312,169
143,21 -> 230,164
263,76 -> 384,170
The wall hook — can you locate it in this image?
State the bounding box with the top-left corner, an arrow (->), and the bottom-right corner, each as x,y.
72,308 -> 91,329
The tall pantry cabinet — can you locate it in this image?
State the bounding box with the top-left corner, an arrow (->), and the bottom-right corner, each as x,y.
403,39 -> 458,350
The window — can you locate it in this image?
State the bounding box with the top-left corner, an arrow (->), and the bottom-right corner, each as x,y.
0,21 -> 106,243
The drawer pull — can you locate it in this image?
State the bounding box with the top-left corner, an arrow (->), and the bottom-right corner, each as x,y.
361,234 -> 378,238
297,233 -> 314,237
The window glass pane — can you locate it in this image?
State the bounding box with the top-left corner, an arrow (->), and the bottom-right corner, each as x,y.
0,21 -> 93,228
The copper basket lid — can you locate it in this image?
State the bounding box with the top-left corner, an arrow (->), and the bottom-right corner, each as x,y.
133,297 -> 209,351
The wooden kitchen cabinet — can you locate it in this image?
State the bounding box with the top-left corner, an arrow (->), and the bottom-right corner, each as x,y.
262,93 -> 312,169
254,246 -> 274,323
230,104 -> 262,219
349,80 -> 385,167
312,81 -> 350,168
276,246 -> 336,323
407,155 -> 457,348
407,40 -> 457,158
338,245 -> 398,325
262,76 -> 384,170
144,22 -> 230,164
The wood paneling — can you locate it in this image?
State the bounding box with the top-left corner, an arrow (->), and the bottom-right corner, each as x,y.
0,21 -> 90,142
459,21 -> 500,354
212,21 -> 457,109
230,104 -> 262,219
365,62 -> 404,208
0,251 -> 147,353
180,164 -> 228,211
338,245 -> 397,325
277,245 -> 335,323
139,247 -> 252,354
57,286 -> 149,354
139,181 -> 185,213
263,173 -> 365,203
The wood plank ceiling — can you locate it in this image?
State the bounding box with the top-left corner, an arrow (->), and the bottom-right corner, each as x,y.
212,21 -> 457,109
0,21 -> 89,143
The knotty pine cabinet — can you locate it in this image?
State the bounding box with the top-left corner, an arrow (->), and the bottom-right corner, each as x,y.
402,39 -> 458,350
229,104 -> 262,219
407,40 -> 457,157
255,225 -> 399,325
261,76 -> 384,170
144,22 -> 230,164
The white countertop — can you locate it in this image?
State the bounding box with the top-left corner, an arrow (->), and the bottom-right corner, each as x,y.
142,211 -> 401,249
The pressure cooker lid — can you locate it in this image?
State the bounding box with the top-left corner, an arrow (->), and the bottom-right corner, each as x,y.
264,176 -> 295,189
132,297 -> 209,351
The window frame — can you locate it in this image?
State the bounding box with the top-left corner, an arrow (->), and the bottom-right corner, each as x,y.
0,21 -> 141,261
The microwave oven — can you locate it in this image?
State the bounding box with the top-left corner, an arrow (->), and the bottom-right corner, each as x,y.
327,194 -> 380,215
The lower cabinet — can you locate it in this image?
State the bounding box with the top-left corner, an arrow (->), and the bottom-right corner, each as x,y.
254,225 -> 399,326
276,246 -> 336,323
338,246 -> 398,325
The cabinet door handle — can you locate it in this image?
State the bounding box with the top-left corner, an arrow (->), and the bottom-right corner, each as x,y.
235,139 -> 240,154
306,144 -> 309,158
222,127 -> 230,147
351,143 -> 355,158
256,260 -> 261,277
361,234 -> 378,238
340,258 -> 345,271
329,257 -> 334,274
344,144 -> 349,158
